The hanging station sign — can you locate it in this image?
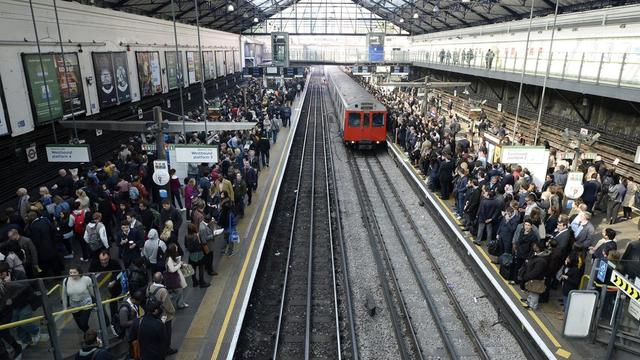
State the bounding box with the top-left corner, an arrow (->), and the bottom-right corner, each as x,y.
174,145 -> 218,163
45,144 -> 91,163
22,53 -> 86,124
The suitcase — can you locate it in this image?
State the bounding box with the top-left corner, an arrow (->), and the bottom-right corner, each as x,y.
498,253 -> 514,281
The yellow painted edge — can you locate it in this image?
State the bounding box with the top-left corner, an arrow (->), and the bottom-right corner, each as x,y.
390,141 -> 568,354
556,348 -> 572,358
210,112 -> 297,360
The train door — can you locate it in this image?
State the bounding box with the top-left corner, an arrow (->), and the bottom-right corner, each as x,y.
363,113 -> 371,140
345,111 -> 362,142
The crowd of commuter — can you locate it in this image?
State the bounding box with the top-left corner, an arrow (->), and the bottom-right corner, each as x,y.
0,76 -> 305,359
364,83 -> 640,314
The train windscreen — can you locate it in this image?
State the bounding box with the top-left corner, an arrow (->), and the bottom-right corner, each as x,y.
363,113 -> 371,127
372,113 -> 385,127
348,112 -> 361,127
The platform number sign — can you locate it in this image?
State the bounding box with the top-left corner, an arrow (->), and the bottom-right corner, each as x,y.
610,270 -> 640,305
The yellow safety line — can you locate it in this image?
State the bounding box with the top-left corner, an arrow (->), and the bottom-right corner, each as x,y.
390,141 -> 568,354
210,109 -> 298,360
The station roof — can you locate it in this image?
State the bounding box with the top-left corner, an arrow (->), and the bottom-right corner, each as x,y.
96,0 -> 637,35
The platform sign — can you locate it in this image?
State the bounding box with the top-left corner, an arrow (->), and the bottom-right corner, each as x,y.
46,144 -> 91,163
563,290 -> 598,338
611,270 -> 640,305
390,65 -> 409,75
174,145 -> 218,163
501,146 -> 549,189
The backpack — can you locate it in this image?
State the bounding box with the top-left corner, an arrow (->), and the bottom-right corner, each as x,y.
112,301 -> 134,339
127,267 -> 148,294
73,210 -> 87,234
185,234 -> 201,253
86,223 -> 104,251
129,186 -> 140,201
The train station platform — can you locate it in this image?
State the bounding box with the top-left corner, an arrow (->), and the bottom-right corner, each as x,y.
385,140 -> 639,360
171,76 -> 310,360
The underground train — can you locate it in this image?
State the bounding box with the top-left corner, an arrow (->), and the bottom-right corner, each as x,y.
324,65 -> 387,148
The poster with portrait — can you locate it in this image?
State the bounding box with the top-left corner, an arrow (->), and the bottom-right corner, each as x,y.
111,52 -> 131,103
215,50 -> 225,78
165,51 -> 183,90
186,51 -> 202,85
93,53 -> 117,108
136,52 -> 163,97
225,50 -> 234,75
54,53 -> 86,117
203,51 -> 215,80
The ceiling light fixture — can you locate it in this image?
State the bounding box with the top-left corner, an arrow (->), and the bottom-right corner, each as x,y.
413,13 -> 419,19
227,3 -> 235,11
433,5 -> 439,12
399,18 -> 404,23
254,17 -> 259,23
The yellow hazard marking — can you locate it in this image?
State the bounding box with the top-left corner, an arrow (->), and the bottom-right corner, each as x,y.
556,348 -> 572,358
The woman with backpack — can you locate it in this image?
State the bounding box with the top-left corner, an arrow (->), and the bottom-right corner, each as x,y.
62,264 -> 95,333
70,201 -> 90,262
185,224 -> 209,288
143,229 -> 167,274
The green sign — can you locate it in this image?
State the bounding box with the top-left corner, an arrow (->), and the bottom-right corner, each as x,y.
23,54 -> 63,123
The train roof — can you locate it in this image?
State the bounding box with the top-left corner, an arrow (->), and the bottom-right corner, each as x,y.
325,66 -> 386,112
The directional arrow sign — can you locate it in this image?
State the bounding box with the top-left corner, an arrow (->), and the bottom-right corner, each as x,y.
610,270 -> 640,305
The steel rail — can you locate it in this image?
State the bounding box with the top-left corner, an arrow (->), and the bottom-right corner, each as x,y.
272,81 -> 315,360
304,82 -> 318,360
318,83 -> 344,360
371,155 -> 491,360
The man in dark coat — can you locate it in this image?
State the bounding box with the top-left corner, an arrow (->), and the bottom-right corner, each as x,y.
242,160 -> 258,206
438,154 -> 455,200
160,200 -> 182,238
474,190 -> 501,245
129,298 -> 169,360
26,211 -> 62,277
117,221 -> 144,267
462,180 -> 481,232
582,173 -> 600,212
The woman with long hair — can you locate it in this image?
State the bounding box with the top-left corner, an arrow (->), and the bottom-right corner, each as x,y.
185,223 -> 209,288
62,264 -> 95,333
165,243 -> 188,309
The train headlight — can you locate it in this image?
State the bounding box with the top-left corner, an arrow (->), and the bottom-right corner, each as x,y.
351,141 -> 355,144
376,141 -> 380,144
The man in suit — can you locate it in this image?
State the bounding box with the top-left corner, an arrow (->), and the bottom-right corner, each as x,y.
582,173 -> 601,212
117,220 -> 144,267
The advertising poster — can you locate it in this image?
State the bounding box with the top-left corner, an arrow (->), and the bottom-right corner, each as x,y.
225,50 -> 234,75
203,51 -> 215,80
93,53 -> 118,108
54,54 -> 86,117
165,51 -> 183,90
186,52 -> 202,85
0,79 -> 8,135
215,50 -> 225,78
22,54 -> 64,123
136,51 -> 162,97
112,52 -> 131,103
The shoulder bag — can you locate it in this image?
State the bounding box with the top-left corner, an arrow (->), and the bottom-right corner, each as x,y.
525,279 -> 547,294
130,317 -> 142,360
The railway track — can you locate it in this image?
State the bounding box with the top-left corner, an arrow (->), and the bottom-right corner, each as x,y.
346,150 -> 491,360
271,75 -> 353,359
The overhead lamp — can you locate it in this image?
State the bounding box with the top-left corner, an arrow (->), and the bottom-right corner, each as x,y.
253,17 -> 259,23
399,18 -> 404,23
433,5 -> 439,12
413,13 -> 418,19
227,3 -> 235,12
